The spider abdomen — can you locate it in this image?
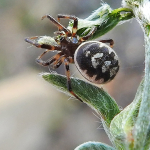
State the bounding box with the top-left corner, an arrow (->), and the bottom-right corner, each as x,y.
74,41 -> 119,84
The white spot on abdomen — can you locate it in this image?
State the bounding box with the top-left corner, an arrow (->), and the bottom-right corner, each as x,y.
93,53 -> 103,58
91,53 -> 103,68
102,61 -> 111,73
85,51 -> 91,57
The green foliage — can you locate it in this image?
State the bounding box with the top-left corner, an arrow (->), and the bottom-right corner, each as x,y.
68,4 -> 133,39
42,73 -> 120,127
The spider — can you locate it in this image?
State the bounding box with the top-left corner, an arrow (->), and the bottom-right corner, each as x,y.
25,14 -> 119,102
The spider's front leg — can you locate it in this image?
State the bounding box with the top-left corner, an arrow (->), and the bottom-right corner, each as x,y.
41,15 -> 71,36
57,14 -> 78,37
63,57 -> 83,102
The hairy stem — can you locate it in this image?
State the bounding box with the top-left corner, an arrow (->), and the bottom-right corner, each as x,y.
122,0 -> 150,149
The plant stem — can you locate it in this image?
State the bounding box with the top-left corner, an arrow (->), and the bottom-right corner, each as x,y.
122,0 -> 150,149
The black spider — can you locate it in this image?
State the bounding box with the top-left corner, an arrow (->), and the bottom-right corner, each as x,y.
25,14 -> 119,102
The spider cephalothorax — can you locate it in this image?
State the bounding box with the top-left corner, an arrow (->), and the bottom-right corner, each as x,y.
25,14 -> 119,102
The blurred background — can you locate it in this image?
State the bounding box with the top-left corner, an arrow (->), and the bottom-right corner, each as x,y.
0,0 -> 144,150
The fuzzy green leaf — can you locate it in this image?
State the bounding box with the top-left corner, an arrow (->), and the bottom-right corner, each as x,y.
122,0 -> 150,149
109,79 -> 144,149
144,125 -> 150,150
68,4 -> 134,40
74,141 -> 115,150
42,72 -> 120,127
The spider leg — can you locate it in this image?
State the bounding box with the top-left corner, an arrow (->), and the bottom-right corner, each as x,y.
62,57 -> 83,102
54,31 -> 65,36
25,37 -> 61,50
51,53 -> 65,69
100,39 -> 114,48
25,37 -> 41,48
41,15 -> 71,36
52,54 -> 74,69
36,51 -> 63,67
57,14 -> 78,37
79,26 -> 97,42
53,59 -> 63,69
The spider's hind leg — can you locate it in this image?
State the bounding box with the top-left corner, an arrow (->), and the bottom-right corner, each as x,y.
62,57 -> 83,102
100,39 -> 114,48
